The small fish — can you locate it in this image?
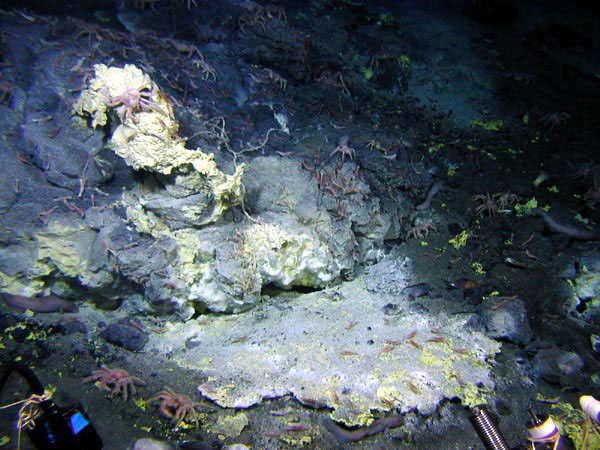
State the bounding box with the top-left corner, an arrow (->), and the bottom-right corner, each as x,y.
378,345 -> 396,356
48,127 -> 61,138
406,381 -> 420,394
381,398 -> 394,407
533,170 -> 550,188
331,390 -> 340,403
299,397 -> 327,409
345,321 -> 358,331
445,278 -> 477,290
504,257 -> 530,269
535,395 -> 560,404
1,292 -> 77,313
408,339 -> 422,349
270,407 -> 293,416
283,423 -> 308,432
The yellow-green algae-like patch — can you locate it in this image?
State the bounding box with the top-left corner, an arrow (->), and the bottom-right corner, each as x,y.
72,63 -> 244,218
72,64 -> 249,315
0,215 -> 115,298
34,217 -> 113,288
148,275 -> 501,426
550,401 -> 600,450
210,412 -> 248,438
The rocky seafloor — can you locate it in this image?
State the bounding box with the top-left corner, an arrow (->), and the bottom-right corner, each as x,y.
2,1 -> 600,449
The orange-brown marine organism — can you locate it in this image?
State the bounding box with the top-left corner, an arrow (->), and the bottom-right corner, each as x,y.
82,365 -> 146,401
147,386 -> 213,430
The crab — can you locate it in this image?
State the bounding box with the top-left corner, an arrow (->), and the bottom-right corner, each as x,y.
540,111 -> 571,129
239,2 -> 287,32
568,162 -> 599,181
369,48 -> 404,71
72,18 -> 119,47
585,183 -> 600,209
82,365 -> 146,401
472,193 -> 499,217
330,136 -> 355,160
264,4 -> 287,22
495,191 -> 519,210
191,57 -> 217,81
147,386 -> 212,430
316,70 -> 350,96
106,76 -> 160,122
407,220 -> 437,240
249,67 -> 287,90
366,139 -> 391,153
167,38 -> 203,59
331,143 -> 355,160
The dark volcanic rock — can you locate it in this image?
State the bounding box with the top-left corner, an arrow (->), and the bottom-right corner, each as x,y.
480,296 -> 533,345
100,319 -> 149,352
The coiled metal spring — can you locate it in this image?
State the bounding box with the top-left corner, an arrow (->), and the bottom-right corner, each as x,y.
471,405 -> 511,450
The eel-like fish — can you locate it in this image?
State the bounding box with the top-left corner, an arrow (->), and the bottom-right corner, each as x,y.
534,208 -> 600,241
416,181 -> 445,211
323,415 -> 404,443
1,292 -> 78,313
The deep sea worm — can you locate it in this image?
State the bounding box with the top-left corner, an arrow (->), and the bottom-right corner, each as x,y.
534,208 -> 600,240
415,180 -> 445,211
1,292 -> 78,312
323,415 -> 404,443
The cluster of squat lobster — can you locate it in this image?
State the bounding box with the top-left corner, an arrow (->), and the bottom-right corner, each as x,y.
82,365 -> 213,430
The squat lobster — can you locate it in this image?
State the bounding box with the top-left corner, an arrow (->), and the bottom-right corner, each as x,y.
106,80 -> 158,122
330,136 -> 355,161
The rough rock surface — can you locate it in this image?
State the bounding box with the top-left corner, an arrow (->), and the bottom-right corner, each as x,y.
480,296 -> 533,345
